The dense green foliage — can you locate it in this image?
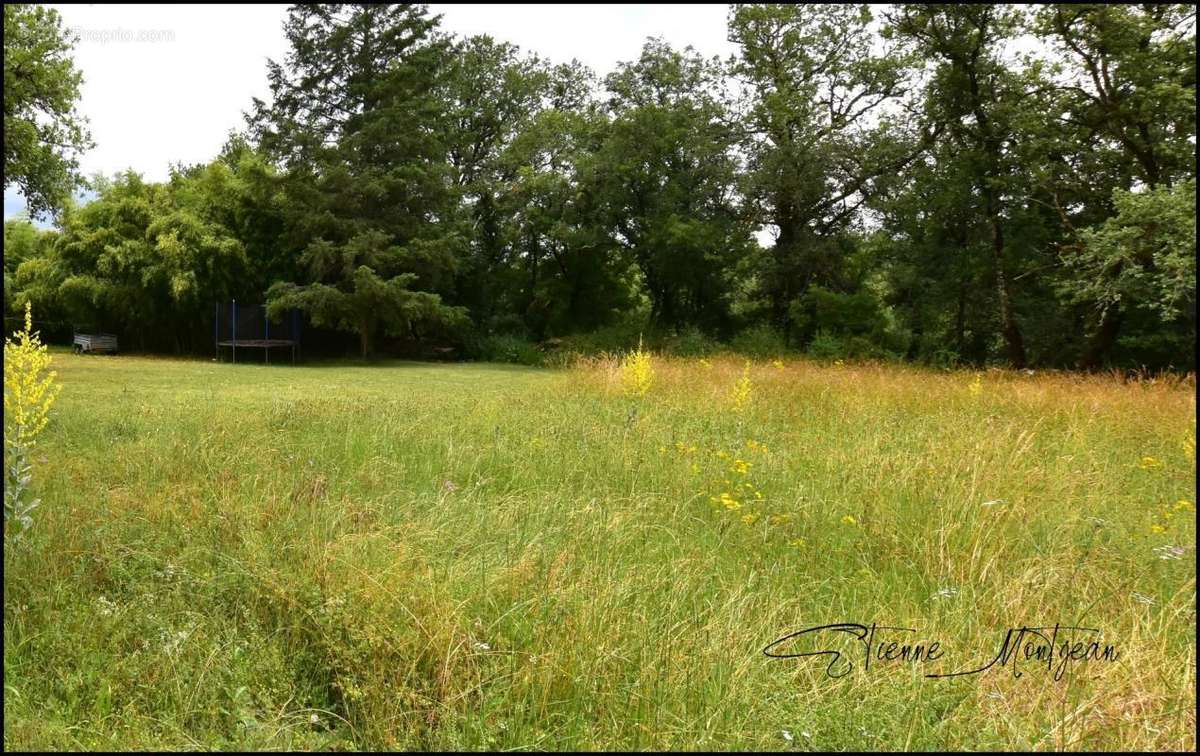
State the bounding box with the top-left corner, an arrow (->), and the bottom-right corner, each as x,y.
5,3 -> 1195,368
3,4 -> 92,220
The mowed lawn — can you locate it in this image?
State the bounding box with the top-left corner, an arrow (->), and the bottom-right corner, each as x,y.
4,351 -> 1196,750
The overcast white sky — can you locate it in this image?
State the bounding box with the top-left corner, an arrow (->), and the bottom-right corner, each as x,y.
5,3 -> 738,221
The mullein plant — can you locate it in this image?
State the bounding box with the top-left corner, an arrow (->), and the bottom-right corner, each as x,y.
619,336 -> 654,429
4,303 -> 62,538
729,360 -> 753,438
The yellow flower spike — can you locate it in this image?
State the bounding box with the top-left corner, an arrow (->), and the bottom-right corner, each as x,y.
5,302 -> 63,452
841,515 -> 858,526
1138,456 -> 1163,469
1151,523 -> 1167,534
967,373 -> 984,396
5,303 -> 63,535
730,361 -> 753,412
619,337 -> 655,398
1175,500 -> 1194,511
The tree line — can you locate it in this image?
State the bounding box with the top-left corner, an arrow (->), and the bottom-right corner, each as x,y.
4,3 -> 1195,368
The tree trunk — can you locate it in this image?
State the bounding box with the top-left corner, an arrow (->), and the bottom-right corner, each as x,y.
528,232 -> 539,299
966,46 -> 1026,369
770,208 -> 798,328
955,285 -> 966,355
984,188 -> 1027,369
1079,304 -> 1121,370
990,224 -> 1026,368
359,323 -> 373,359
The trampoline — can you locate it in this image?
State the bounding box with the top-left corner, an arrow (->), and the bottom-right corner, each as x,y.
215,300 -> 301,364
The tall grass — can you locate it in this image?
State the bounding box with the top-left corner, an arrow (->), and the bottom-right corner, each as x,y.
4,350 -> 1195,750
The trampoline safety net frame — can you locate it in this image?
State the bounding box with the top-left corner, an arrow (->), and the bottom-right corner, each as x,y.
215,300 -> 301,364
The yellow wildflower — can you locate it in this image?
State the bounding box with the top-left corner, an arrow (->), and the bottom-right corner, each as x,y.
841,514 -> 858,526
968,374 -> 983,397
1138,456 -> 1163,470
4,303 -> 62,452
620,337 -> 654,398
4,303 -> 63,535
730,361 -> 753,412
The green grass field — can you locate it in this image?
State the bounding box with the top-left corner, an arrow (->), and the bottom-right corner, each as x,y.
3,351 -> 1196,750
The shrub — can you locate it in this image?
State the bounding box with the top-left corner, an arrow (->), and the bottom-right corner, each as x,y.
661,326 -> 719,357
465,333 -> 544,366
806,330 -> 845,361
557,320 -> 650,355
730,324 -> 789,359
789,286 -> 887,340
927,347 -> 962,370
